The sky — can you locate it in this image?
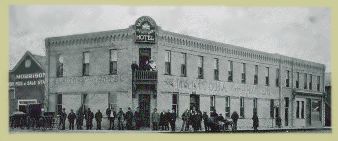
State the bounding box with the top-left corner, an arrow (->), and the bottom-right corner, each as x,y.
9,6 -> 331,72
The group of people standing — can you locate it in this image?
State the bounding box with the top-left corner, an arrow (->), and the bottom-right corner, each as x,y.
59,108 -> 103,130
58,106 -> 261,132
150,108 -> 177,131
59,106 -> 146,131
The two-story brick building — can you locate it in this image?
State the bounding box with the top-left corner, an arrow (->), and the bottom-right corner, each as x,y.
44,16 -> 326,129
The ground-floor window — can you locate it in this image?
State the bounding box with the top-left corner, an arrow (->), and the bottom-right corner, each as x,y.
210,95 -> 216,111
253,98 -> 258,114
225,96 -> 230,117
301,101 -> 305,119
284,97 -> 289,126
172,94 -> 178,114
270,99 -> 274,118
57,94 -> 62,115
81,93 -> 88,112
240,97 -> 245,118
296,100 -> 305,119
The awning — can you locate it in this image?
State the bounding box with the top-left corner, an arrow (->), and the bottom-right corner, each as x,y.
292,89 -> 323,98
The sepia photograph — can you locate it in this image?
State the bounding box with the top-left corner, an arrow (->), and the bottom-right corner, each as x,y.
8,5 -> 331,134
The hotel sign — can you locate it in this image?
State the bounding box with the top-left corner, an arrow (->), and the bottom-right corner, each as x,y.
135,16 -> 156,44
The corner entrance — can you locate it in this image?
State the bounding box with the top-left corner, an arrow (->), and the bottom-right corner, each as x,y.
138,94 -> 151,127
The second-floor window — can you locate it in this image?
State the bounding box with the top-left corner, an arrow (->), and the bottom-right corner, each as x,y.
198,56 -> 203,79
241,63 -> 246,83
276,68 -> 280,87
304,73 -> 307,89
309,74 -> 313,90
82,52 -> 90,76
286,70 -> 290,87
317,76 -> 321,91
228,60 -> 233,82
110,49 -> 117,75
56,55 -> 63,77
254,65 -> 258,85
296,72 -> 300,88
265,67 -> 269,86
181,53 -> 187,77
214,58 -> 219,80
165,50 -> 171,75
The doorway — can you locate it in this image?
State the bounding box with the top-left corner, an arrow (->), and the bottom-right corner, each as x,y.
138,94 -> 151,127
190,94 -> 200,110
306,98 -> 312,126
139,48 -> 151,70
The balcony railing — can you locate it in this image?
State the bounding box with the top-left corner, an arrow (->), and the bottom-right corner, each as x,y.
134,70 -> 157,81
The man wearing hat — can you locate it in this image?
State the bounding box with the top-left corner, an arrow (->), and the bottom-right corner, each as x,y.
60,108 -> 67,130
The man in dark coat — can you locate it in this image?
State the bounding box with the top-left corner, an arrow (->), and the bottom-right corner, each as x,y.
191,107 -> 199,131
67,109 -> 76,130
202,112 -> 209,131
95,110 -> 103,130
76,110 -> 84,130
252,112 -> 259,131
169,109 -> 177,131
134,107 -> 142,130
85,108 -> 94,130
60,108 -> 67,130
159,111 -> 165,130
117,108 -> 125,130
164,110 -> 170,130
231,111 -> 239,131
106,106 -> 116,130
197,110 -> 202,130
125,107 -> 134,130
276,115 -> 282,128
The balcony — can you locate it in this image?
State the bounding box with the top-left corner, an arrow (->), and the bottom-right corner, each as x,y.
133,70 -> 157,84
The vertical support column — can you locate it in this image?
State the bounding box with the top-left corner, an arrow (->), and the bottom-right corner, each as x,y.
44,38 -> 50,112
290,59 -> 295,127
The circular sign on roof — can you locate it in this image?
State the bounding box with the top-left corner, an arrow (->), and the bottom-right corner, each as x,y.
134,16 -> 157,44
25,59 -> 31,68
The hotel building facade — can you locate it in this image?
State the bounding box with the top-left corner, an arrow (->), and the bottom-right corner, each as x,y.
44,16 -> 326,129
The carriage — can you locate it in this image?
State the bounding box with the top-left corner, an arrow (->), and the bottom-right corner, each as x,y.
10,103 -> 59,130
